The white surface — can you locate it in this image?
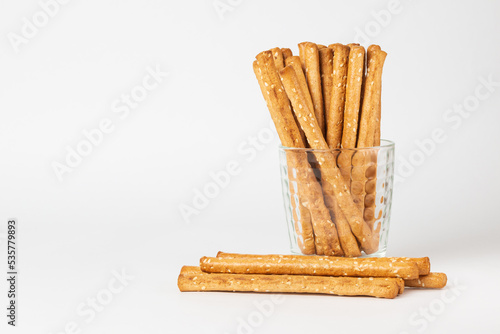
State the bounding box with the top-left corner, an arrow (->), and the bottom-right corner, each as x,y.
1,0 -> 500,333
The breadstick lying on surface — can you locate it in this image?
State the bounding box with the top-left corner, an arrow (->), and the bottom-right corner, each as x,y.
326,43 -> 350,149
216,252 -> 430,276
179,266 -> 401,299
280,65 -> 379,254
202,254 -> 419,279
405,273 -> 447,288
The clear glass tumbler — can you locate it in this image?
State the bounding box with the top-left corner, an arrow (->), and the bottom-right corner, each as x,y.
279,140 -> 395,257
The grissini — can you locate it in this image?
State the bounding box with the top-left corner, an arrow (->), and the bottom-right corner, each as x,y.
179,266 -> 401,299
201,255 -> 419,279
303,42 -> 326,135
319,47 -> 334,126
405,273 -> 447,288
279,64 -> 379,254
338,45 -> 365,188
253,53 -> 342,256
352,47 -> 387,213
253,56 -> 315,253
216,253 -> 429,276
298,42 -> 308,72
326,43 -> 350,149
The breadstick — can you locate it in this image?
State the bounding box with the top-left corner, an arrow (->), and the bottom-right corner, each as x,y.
253,56 -> 315,252
287,155 -> 316,255
178,266 -> 400,299
271,47 -> 284,70
281,48 -> 293,62
253,53 -> 342,256
357,46 -> 386,148
216,253 -> 428,277
338,46 -> 365,188
319,47 -> 333,125
201,255 -> 419,279
405,273 -> 447,289
326,44 -> 350,149
280,65 -> 379,254
368,45 -> 383,146
303,42 -> 325,135
285,56 -> 314,114
297,42 -> 308,72
351,47 -> 385,211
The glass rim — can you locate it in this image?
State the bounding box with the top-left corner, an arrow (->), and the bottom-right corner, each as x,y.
280,139 -> 395,152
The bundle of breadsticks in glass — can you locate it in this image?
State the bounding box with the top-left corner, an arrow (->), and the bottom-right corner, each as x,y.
178,252 -> 447,299
254,42 -> 389,256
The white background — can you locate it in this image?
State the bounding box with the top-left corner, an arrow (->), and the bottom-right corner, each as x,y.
1,0 -> 500,333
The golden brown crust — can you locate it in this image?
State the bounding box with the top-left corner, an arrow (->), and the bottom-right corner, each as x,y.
180,266 -> 400,298
201,255 -> 419,279
405,273 -> 447,288
326,44 -> 350,149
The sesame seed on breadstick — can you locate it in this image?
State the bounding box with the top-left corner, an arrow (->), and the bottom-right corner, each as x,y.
201,255 -> 419,279
326,43 -> 350,149
179,266 -> 401,298
405,273 -> 447,288
279,65 -> 379,254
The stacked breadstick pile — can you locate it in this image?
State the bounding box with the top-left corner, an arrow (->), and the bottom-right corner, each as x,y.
253,42 -> 387,256
178,252 -> 448,299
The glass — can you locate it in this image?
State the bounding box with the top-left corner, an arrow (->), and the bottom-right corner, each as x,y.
279,140 -> 395,257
